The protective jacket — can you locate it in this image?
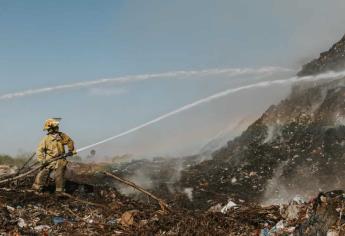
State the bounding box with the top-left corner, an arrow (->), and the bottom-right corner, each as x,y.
36,132 -> 76,162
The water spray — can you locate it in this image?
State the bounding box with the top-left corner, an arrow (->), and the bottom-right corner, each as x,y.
0,66 -> 290,101
77,70 -> 345,153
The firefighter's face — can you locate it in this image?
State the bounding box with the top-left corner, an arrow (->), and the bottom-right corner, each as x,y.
47,126 -> 59,134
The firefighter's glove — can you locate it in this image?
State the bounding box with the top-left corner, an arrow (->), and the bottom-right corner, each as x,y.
66,151 -> 74,157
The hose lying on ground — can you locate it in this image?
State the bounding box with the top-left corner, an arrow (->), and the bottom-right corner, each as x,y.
0,155 -> 67,185
104,171 -> 171,213
16,152 -> 36,175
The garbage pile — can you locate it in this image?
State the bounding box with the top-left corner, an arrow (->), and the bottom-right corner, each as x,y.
108,77 -> 345,212
298,33 -> 345,76
142,189 -> 345,235
170,33 -> 345,210
0,175 -> 159,235
175,76 -> 345,210
1,168 -> 345,236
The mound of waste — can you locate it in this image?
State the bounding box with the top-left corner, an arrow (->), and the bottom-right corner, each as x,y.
121,33 -> 345,211
0,171 -> 345,236
298,33 -> 345,76
174,76 -> 345,210
107,34 -> 345,211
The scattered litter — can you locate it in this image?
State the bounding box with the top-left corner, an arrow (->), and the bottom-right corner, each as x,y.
260,223 -> 270,236
327,230 -> 340,236
270,220 -> 285,233
260,228 -> 270,236
208,203 -> 222,213
1,160 -> 345,235
52,216 -> 67,225
34,225 -> 50,232
292,195 -> 306,204
120,210 -> 139,227
17,218 -> 27,228
249,172 -> 257,177
6,205 -> 15,212
221,200 -> 237,214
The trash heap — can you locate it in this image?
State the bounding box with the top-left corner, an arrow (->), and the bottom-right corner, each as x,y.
108,78 -> 345,212
1,169 -> 345,236
176,76 -> 345,210
0,176 -> 159,235
169,33 -> 345,212
298,33 -> 345,76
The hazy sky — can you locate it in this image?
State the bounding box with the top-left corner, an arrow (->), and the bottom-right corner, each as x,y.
1,0 -> 345,157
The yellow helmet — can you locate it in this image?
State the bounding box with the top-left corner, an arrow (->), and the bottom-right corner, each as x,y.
43,118 -> 60,131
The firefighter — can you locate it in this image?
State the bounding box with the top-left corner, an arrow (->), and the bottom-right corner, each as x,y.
32,118 -> 76,193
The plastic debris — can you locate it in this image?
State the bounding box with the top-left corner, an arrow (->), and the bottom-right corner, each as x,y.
52,216 -> 66,225
208,203 -> 222,213
327,230 -> 340,236
285,204 -> 300,221
6,205 -> 15,212
17,218 -> 27,228
34,225 -> 51,232
292,195 -> 306,204
221,200 -> 237,214
260,223 -> 270,236
260,228 -> 270,236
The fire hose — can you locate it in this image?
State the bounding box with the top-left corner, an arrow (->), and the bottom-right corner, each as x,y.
0,154 -> 68,185
0,154 -> 171,212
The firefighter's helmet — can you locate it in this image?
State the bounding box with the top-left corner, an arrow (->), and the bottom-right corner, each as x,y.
43,118 -> 60,131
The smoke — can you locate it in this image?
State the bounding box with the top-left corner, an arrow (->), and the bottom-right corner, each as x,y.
199,116 -> 257,159
335,113 -> 345,127
262,159 -> 345,205
263,124 -> 282,144
0,66 -> 290,101
77,70 -> 345,153
115,169 -> 154,195
262,161 -> 295,205
183,188 -> 194,201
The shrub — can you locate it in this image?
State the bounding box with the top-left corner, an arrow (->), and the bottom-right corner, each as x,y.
0,153 -> 34,167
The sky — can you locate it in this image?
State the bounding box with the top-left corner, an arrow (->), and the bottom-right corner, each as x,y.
1,0 -> 345,157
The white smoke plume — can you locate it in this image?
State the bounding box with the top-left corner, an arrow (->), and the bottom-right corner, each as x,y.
77,70 -> 345,153
0,66 -> 290,100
